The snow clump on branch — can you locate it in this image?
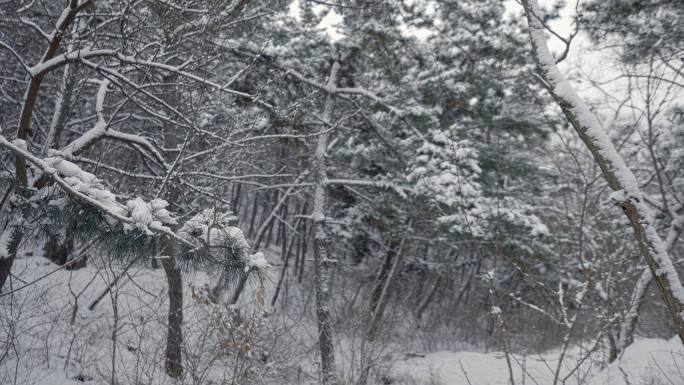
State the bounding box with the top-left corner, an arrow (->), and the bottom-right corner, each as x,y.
41,157 -> 177,233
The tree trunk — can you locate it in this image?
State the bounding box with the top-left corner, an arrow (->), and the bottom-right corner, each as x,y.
229,267 -> 253,305
298,218 -> 309,283
367,231 -> 410,340
613,268 -> 651,361
231,183 -> 242,221
43,61 -> 77,153
253,186 -> 298,251
311,59 -> 341,385
416,276 -> 442,322
0,227 -> 22,292
358,225 -> 410,385
1,1 -> 88,293
612,218 -> 681,357
248,194 -> 259,238
521,0 -> 684,344
271,210 -> 305,306
369,242 -> 397,314
157,65 -> 184,377
161,249 -> 183,378
264,191 -> 278,249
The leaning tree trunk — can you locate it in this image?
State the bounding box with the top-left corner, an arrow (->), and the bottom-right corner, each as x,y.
521,0 -> 684,344
358,225 -> 411,385
612,268 -> 651,361
612,216 -> 683,359
311,59 -> 341,385
366,227 -> 410,342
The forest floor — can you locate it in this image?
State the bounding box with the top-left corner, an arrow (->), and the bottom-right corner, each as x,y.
1,254 -> 682,385
390,337 -> 684,385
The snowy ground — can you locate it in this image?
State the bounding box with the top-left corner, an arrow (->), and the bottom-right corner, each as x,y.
389,337 -> 684,385
1,256 -> 683,385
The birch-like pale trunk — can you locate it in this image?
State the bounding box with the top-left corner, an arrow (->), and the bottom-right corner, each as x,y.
521,0 -> 684,344
312,59 -> 341,385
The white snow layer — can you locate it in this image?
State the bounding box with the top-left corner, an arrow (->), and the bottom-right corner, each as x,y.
247,251 -> 269,271
390,336 -> 684,385
41,157 -> 177,232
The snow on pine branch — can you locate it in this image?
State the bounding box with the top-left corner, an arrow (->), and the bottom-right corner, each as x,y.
0,134 -> 187,244
39,156 -> 177,234
407,129 -> 482,207
178,209 -> 269,272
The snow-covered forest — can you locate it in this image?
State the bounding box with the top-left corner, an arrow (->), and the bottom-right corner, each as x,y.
0,0 -> 682,384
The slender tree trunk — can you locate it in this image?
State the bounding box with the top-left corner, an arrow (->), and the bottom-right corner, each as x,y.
248,193 -> 259,238
613,268 -> 651,361
367,230 -> 410,340
416,276 -> 442,322
161,249 -> 183,378
311,59 -> 341,385
298,218 -> 309,283
229,267 -> 253,305
229,184 -> 303,303
88,257 -> 138,311
358,225 -> 411,385
0,1 -> 90,293
521,0 -> 684,344
369,242 -> 397,314
253,185 -> 300,250
43,62 -> 77,153
231,183 -> 242,220
15,1 -> 91,186
271,210 -> 305,306
264,191 -> 278,249
156,66 -> 184,377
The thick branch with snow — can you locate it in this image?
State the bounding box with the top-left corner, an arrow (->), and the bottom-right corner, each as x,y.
521,0 -> 684,344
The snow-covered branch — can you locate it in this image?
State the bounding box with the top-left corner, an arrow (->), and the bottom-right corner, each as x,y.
521,0 -> 684,342
0,135 -> 193,248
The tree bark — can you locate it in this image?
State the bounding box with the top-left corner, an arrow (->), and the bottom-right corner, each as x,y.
271,206 -> 305,306
367,228 -> 410,342
1,0 -> 90,293
416,276 -> 442,322
161,249 -> 184,378
15,0 -> 92,186
369,242 -> 397,315
612,268 -> 651,361
155,59 -> 184,376
0,227 -> 22,292
521,0 -> 684,344
43,61 -> 77,153
298,219 -> 309,283
613,217 -> 683,357
311,59 -> 341,385
358,225 -> 410,385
